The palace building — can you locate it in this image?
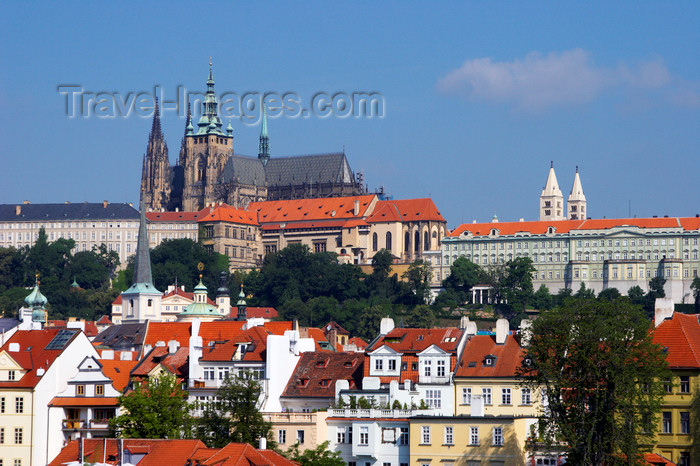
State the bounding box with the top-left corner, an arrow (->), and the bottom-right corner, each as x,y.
140,63 -> 365,213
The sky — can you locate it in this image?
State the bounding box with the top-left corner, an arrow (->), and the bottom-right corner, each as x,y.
1,1 -> 699,230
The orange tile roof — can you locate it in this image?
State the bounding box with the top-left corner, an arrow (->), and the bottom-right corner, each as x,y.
679,217 -> 700,231
0,329 -> 80,389
653,313 -> 700,369
48,439 -> 207,466
249,195 -> 376,224
262,321 -> 293,335
282,352 -> 364,398
49,397 -> 119,407
132,346 -> 190,378
199,320 -> 247,343
454,334 -> 523,378
643,453 -> 676,465
449,219 -> 584,237
244,307 -> 278,319
146,209 -> 209,222
348,336 -> 368,350
100,359 -> 138,391
143,322 -> 192,347
191,442 -> 299,465
201,326 -> 269,362
46,320 -> 100,337
366,198 -> 446,223
96,315 -> 112,325
577,217 -> 681,230
197,204 -> 259,226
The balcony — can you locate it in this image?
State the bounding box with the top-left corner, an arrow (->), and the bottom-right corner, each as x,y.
62,419 -> 85,430
62,419 -> 112,431
263,412 -> 315,423
328,408 -> 432,418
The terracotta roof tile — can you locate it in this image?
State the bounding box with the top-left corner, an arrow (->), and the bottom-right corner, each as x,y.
0,329 -> 80,389
201,326 -> 269,362
449,219 -> 584,237
49,397 -> 119,407
48,439 -> 207,466
131,346 -> 190,378
100,359 -> 138,391
197,204 -> 259,226
644,453 -> 677,465
143,322 -> 192,347
653,313 -> 700,368
282,352 -> 364,398
245,307 -> 278,319
454,334 -> 523,378
366,198 -> 446,223
249,195 -> 376,224
348,337 -> 368,350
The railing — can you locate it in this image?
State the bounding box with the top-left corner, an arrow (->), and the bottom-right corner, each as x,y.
328,408 -> 431,418
62,419 -> 111,430
62,419 -> 84,429
263,412 -> 315,423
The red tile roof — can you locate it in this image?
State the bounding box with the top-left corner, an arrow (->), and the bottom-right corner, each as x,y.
653,313 -> 700,369
282,352 -> 364,398
100,359 -> 138,391
190,442 -> 299,465
262,321 -> 293,335
45,320 -> 100,337
644,453 -> 676,465
245,307 -> 279,319
143,322 -> 192,347
348,337 -> 368,350
197,204 -> 259,226
146,209 -> 209,222
249,195 -> 376,223
97,315 -> 112,325
0,329 -> 80,389
49,397 -> 119,407
449,219 -> 584,237
200,320 -> 248,342
201,326 -> 269,362
131,346 -> 190,378
679,217 -> 700,231
48,439 -> 207,466
454,334 -> 523,378
366,198 -> 446,223
577,217 -> 681,230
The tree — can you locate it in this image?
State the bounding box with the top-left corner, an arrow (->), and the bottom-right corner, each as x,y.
598,288 -> 621,301
405,304 -> 435,328
533,284 -> 553,310
195,375 -> 273,448
520,298 -> 670,465
573,282 -> 596,300
401,260 -> 432,305
286,440 -> 344,466
627,286 -> 645,307
691,277 -> 700,313
109,372 -> 192,439
442,257 -> 483,304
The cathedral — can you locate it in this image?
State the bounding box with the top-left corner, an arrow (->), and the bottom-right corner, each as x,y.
141,64 -> 365,212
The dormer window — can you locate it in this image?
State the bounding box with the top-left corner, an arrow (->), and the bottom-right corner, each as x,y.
484,355 -> 497,367
320,379 -> 330,387
297,378 -> 309,387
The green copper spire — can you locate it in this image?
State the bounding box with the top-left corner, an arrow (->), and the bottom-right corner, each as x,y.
258,104 -> 270,165
197,59 -> 225,136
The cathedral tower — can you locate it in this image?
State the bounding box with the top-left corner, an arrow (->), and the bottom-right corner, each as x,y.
567,166 -> 587,220
180,61 -> 235,212
140,98 -> 171,212
258,104 -> 270,166
539,162 -> 565,221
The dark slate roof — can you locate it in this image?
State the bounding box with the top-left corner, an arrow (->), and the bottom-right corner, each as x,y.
0,203 -> 139,222
219,155 -> 267,186
281,351 -> 364,399
265,153 -> 354,186
92,323 -> 148,349
0,317 -> 21,333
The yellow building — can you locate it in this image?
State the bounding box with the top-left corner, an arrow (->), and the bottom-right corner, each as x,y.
652,311 -> 698,466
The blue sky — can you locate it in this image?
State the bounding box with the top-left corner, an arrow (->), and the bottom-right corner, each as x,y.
1,1 -> 699,229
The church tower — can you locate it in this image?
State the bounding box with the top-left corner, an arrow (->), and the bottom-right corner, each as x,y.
567,166 -> 587,220
258,104 -> 270,166
180,61 -> 235,212
539,162 -> 565,221
122,198 -> 162,323
140,98 -> 171,212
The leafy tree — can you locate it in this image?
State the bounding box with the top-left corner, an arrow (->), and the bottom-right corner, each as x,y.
354,305 -> 389,341
401,260 -> 432,305
109,372 -> 192,439
627,286 -> 645,307
500,257 -> 535,310
533,284 -> 553,310
574,282 -> 596,300
521,298 -> 670,466
648,276 -> 666,298
405,304 -> 435,328
370,249 -> 394,282
442,257 -> 484,304
691,277 -> 700,313
598,288 -> 621,301
195,375 -> 273,448
553,287 -> 573,307
286,440 -> 344,466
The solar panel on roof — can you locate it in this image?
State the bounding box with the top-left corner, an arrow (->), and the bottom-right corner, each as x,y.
45,329 -> 78,350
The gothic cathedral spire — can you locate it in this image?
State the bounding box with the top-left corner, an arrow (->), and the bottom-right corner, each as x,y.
140,97 -> 171,212
539,162 -> 565,221
258,103 -> 270,165
567,166 -> 587,220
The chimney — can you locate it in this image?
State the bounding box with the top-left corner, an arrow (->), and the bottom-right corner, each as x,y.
459,316 -> 469,330
496,318 -> 509,344
101,350 -> 115,360
120,351 -> 133,361
9,342 -> 19,352
155,341 -> 166,347
15,205 -> 21,216
380,317 -> 395,335
465,321 -> 477,337
259,437 -> 267,450
168,340 -> 180,354
654,298 -> 675,327
103,200 -> 108,208
519,319 -> 532,347
118,438 -> 124,466
354,199 -> 360,216
79,437 -> 84,463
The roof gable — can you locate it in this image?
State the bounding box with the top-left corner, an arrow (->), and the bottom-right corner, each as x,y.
417,344 -> 449,356
369,345 -> 402,356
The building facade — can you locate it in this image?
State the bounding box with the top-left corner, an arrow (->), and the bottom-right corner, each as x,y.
0,201 -> 139,266
197,204 -> 262,269
441,217 -> 700,303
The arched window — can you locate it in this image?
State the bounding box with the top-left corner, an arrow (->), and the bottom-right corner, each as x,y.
414,231 -> 420,253
372,233 -> 378,251
424,231 -> 430,250
386,232 -> 392,250
405,232 -> 410,252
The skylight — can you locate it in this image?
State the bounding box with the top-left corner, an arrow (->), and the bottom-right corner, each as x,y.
45,330 -> 77,350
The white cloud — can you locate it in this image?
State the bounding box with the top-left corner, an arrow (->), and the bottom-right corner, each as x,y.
436,49 -> 693,111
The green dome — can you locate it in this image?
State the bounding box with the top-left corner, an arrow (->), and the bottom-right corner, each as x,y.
25,284 -> 47,308
32,307 -> 46,323
180,278 -> 218,317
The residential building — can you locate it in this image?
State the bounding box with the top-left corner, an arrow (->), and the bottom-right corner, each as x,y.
0,327 -> 99,466
652,309 -> 698,466
111,283 -> 218,324
267,411 -> 330,455
197,204 -> 262,269
441,216 -> 700,303
0,201 -> 139,266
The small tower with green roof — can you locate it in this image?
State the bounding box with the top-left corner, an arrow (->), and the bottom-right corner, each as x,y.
25,274 -> 47,328
177,265 -> 221,322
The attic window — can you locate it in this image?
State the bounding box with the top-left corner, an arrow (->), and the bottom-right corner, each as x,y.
320,379 -> 331,387
343,361 -> 353,368
468,361 -> 476,367
316,359 -> 329,368
443,337 -> 456,343
417,335 -> 424,341
484,356 -> 496,367
297,378 -> 309,387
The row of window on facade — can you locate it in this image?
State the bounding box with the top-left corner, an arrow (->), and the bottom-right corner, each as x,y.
3,222 -> 135,229
445,236 -> 700,252
0,396 -> 24,414
421,425 -> 505,447
202,367 -> 264,381
0,426 -> 24,444
461,387 -> 533,406
372,231 -> 438,253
